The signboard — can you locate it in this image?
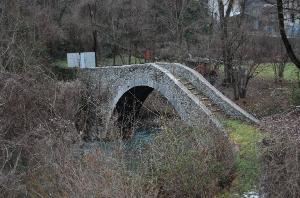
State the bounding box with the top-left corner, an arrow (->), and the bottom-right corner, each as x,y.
80,52 -> 96,68
67,52 -> 96,68
67,53 -> 80,68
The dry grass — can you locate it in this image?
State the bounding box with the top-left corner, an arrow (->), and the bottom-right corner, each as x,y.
216,76 -> 293,118
0,69 -> 84,197
261,109 -> 300,198
0,69 -> 235,197
142,121 -> 235,197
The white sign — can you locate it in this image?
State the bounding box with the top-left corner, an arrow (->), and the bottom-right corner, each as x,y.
80,52 -> 96,68
67,52 -> 96,68
67,53 -> 80,68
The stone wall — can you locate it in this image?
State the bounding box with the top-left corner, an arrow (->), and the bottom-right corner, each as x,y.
157,62 -> 259,124
79,64 -> 223,139
78,63 -> 259,139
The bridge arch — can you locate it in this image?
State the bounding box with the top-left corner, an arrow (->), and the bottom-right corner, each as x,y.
99,63 -> 219,138
110,83 -> 183,136
113,85 -> 154,132
78,63 -> 258,139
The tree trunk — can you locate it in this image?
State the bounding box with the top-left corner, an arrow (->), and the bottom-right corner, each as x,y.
277,0 -> 300,70
239,68 -> 250,99
274,64 -> 279,83
128,46 -> 132,65
88,2 -> 99,66
134,43 -> 138,64
113,45 -> 117,65
119,54 -> 125,65
233,67 -> 250,100
218,0 -> 234,84
233,69 -> 240,100
93,30 -> 98,65
239,88 -> 247,99
278,62 -> 285,82
297,71 -> 300,87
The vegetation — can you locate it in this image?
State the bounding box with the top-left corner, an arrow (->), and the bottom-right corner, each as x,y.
291,86 -> 300,106
143,123 -> 234,197
1,0 -> 300,197
258,63 -> 299,81
0,73 -> 234,197
221,120 -> 264,196
54,59 -> 68,68
261,109 -> 300,197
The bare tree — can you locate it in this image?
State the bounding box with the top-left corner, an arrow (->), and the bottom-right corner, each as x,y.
0,0 -> 46,72
148,0 -> 208,61
232,35 -> 265,99
215,0 -> 265,99
277,0 -> 300,69
217,0 -> 235,83
272,46 -> 289,83
87,0 -> 99,64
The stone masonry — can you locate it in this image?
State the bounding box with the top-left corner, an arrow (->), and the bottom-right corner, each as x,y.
78,63 -> 259,139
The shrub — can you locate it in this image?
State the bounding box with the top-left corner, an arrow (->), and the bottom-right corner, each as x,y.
0,70 -> 85,197
261,109 -> 300,198
141,121 -> 235,197
261,132 -> 300,198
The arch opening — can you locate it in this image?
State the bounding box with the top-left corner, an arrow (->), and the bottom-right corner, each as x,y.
111,86 -> 179,138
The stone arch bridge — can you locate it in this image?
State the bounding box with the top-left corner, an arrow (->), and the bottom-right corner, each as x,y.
78,63 -> 259,139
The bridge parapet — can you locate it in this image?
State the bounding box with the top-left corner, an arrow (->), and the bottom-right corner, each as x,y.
156,62 -> 259,124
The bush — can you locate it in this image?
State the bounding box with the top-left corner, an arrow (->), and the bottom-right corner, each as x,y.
261,132 -> 300,198
141,122 -> 235,197
0,70 -> 85,196
261,109 -> 300,198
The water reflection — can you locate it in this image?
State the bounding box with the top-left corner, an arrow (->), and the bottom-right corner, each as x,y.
82,128 -> 161,170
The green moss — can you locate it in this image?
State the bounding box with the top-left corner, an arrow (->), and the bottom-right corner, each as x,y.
219,120 -> 264,197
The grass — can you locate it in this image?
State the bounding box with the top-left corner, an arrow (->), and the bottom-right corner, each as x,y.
219,120 -> 264,197
54,59 -> 68,68
217,63 -> 299,81
258,63 -> 299,81
99,55 -> 145,66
